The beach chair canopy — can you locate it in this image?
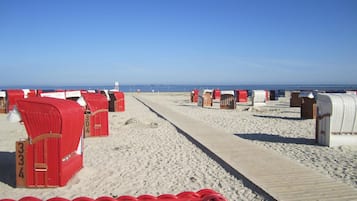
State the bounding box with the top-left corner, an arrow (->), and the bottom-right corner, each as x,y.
111,91 -> 124,100
252,90 -> 266,100
17,97 -> 84,159
236,90 -> 248,102
316,93 -> 357,146
237,90 -> 247,95
191,89 -> 199,102
107,91 -> 125,112
220,90 -> 236,109
192,89 -> 199,94
213,89 -> 221,99
81,93 -> 108,111
252,90 -> 267,106
221,90 -> 235,96
100,90 -> 111,101
317,93 -> 357,129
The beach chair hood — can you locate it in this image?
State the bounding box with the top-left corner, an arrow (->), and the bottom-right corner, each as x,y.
17,97 -> 84,159
81,93 -> 109,137
81,93 -> 108,112
316,93 -> 357,146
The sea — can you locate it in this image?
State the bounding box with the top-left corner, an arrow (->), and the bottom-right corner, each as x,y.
1,84 -> 357,93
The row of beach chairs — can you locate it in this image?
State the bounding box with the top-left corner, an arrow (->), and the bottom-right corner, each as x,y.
191,89 -> 357,148
0,89 -> 125,114
191,89 -> 281,109
0,89 -> 125,188
1,89 -> 229,201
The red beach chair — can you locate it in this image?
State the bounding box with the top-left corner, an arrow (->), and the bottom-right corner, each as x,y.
108,91 -> 125,112
0,189 -> 227,201
213,89 -> 221,100
236,90 -> 248,102
15,97 -> 84,187
81,93 -> 109,137
191,89 -> 199,103
6,89 -> 24,112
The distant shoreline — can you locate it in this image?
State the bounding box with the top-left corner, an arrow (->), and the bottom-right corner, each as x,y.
1,84 -> 357,92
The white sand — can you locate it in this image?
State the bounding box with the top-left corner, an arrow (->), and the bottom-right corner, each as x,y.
1,92 -> 356,200
0,94 -> 264,201
138,92 -> 357,190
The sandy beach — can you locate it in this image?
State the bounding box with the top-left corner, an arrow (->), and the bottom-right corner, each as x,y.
0,93 -> 263,201
137,92 -> 357,190
1,92 -> 356,200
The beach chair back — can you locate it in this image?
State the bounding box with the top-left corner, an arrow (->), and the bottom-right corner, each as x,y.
300,91 -> 317,119
82,93 -> 109,137
197,90 -> 212,107
108,91 -> 125,112
16,97 -> 84,187
252,90 -> 266,106
236,90 -> 248,102
220,90 -> 236,109
290,91 -> 301,107
316,93 -> 357,147
0,91 -> 6,113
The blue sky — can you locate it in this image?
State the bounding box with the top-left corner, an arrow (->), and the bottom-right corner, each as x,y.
0,0 -> 356,86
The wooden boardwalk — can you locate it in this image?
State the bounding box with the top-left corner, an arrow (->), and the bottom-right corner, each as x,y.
136,96 -> 357,201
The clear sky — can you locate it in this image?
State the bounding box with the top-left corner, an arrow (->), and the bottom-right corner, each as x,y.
0,0 -> 356,86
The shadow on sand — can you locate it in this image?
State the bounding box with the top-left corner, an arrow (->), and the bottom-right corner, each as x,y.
177,104 -> 199,108
0,151 -> 16,187
178,104 -> 220,110
253,114 -> 301,121
235,133 -> 316,145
